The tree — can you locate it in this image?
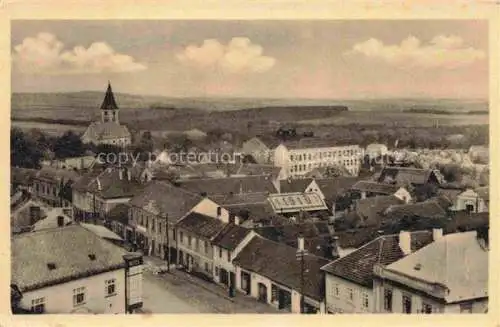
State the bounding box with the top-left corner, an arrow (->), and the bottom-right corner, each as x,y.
11,128 -> 43,169
53,131 -> 87,159
439,164 -> 463,183
413,183 -> 438,202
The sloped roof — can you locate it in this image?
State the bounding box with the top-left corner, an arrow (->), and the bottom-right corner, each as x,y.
445,212 -> 489,233
100,82 -> 119,110
353,195 -> 405,227
437,187 -> 464,203
209,192 -> 269,206
129,181 -> 202,223
385,231 -> 488,303
377,167 -> 439,185
11,225 -> 128,292
212,224 -> 251,251
385,200 -> 448,220
80,223 -> 124,241
176,212 -> 227,239
232,163 -> 282,179
11,167 -> 37,186
281,138 -> 360,150
32,208 -> 73,231
315,177 -> 360,199
34,166 -> 80,183
84,122 -> 131,141
107,203 -> 130,225
321,231 -> 433,287
233,236 -> 329,300
179,175 -> 278,196
351,180 -> 400,195
72,168 -> 146,199
280,178 -> 314,193
267,192 -> 328,214
254,222 -> 334,243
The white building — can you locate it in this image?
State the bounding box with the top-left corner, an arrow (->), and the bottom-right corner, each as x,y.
365,143 -> 388,159
451,187 -> 489,213
81,82 -> 131,147
373,230 -> 489,314
11,225 -> 143,314
273,140 -> 362,179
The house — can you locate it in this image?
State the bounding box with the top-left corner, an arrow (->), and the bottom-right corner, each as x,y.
273,140 -> 362,179
233,235 -> 329,313
267,192 -> 329,219
72,166 -> 148,223
437,187 -> 464,207
344,195 -> 405,229
81,82 -> 131,147
365,144 -> 389,159
32,167 -> 80,208
11,225 -> 143,314
241,136 -> 281,164
229,163 -> 286,189
468,145 -> 488,164
321,230 -> 434,313
373,229 -> 489,313
128,180 -> 231,260
451,187 -> 489,213
11,167 -> 37,193
384,199 -> 449,220
175,212 -> 227,279
178,175 -> 278,197
32,207 -> 73,231
376,167 -> 443,186
11,196 -> 71,234
350,181 -> 411,203
183,128 -> 208,140
212,224 -> 254,288
106,203 -> 131,241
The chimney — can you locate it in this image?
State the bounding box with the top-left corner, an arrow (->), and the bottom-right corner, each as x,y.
119,169 -> 123,180
234,215 -> 240,226
29,206 -> 41,225
229,213 -> 235,224
216,206 -> 222,219
330,235 -> 340,258
398,230 -> 412,255
127,169 -> 132,181
432,228 -> 443,241
57,215 -> 65,227
297,233 -> 305,251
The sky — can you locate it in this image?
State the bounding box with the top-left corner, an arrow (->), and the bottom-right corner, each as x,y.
11,20 -> 488,99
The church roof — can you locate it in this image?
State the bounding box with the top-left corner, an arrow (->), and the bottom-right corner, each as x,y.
100,82 -> 119,110
84,122 -> 131,141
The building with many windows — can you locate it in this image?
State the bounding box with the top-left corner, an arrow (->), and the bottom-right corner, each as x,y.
11,225 -> 143,314
273,140 -> 362,178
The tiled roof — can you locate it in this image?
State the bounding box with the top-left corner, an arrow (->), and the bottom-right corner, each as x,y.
107,203 -> 130,225
281,138 -> 360,150
353,195 -> 405,227
231,163 -> 282,179
267,192 -> 328,214
385,200 -> 448,220
385,231 -> 488,303
321,231 -> 433,287
280,178 -> 314,193
32,208 -> 73,231
315,177 -> 361,199
226,202 -> 277,223
233,236 -> 329,300
34,167 -> 80,183
176,212 -> 227,239
84,122 -> 131,141
209,192 -> 269,206
80,223 -> 124,241
351,181 -> 400,195
179,176 -> 278,196
212,224 -> 251,250
72,168 -> 146,199
255,222 -> 334,243
377,167 -> 440,185
11,167 -> 37,186
437,187 -> 464,203
129,181 -> 202,223
11,225 -> 128,292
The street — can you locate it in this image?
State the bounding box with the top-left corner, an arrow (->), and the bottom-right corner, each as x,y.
140,258 -> 282,314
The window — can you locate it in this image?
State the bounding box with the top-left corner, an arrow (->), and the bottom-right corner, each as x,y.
204,241 -> 209,254
227,251 -> 231,262
215,267 -> 219,276
195,238 -> 199,250
73,287 -> 86,306
333,284 -> 340,298
402,294 -> 412,314
188,235 -> 192,247
31,297 -> 45,313
422,302 -> 432,314
151,218 -> 155,231
180,232 -> 184,243
460,303 -> 473,313
288,197 -> 296,205
219,248 -> 223,258
52,187 -> 57,196
158,222 -> 161,234
271,284 -> 278,302
204,262 -> 209,272
216,207 -> 222,217
384,288 -> 393,312
347,288 -> 354,302
105,279 -> 116,296
362,292 -> 369,309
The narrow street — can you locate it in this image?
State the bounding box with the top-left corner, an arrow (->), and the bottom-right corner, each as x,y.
140,257 -> 282,314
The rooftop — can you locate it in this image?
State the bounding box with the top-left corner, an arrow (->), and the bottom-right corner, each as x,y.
267,192 -> 328,214
178,175 -> 278,196
351,180 -> 400,195
11,225 -> 129,292
100,82 -> 119,110
212,224 -> 251,251
377,166 -> 441,185
84,122 -> 131,141
176,212 -> 227,240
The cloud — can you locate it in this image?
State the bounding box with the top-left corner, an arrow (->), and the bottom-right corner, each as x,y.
176,37 -> 276,74
13,32 -> 147,74
347,35 -> 485,69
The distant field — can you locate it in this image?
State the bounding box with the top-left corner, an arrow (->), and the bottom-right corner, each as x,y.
299,111 -> 489,127
10,121 -> 86,136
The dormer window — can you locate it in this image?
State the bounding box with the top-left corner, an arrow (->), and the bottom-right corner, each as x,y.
47,263 -> 56,270
88,254 -> 96,261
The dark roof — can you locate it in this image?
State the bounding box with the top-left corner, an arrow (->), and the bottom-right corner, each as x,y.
73,167 -> 147,199
107,204 -> 130,225
333,227 -> 385,249
280,178 -> 314,193
176,212 -> 226,239
100,82 -> 119,110
227,202 -> 277,223
252,135 -> 283,149
233,236 -> 329,300
179,176 -> 278,196
34,167 -> 80,184
321,231 -> 433,287
11,167 -> 37,186
254,222 -> 334,243
281,138 -> 360,150
11,225 -> 129,292
209,192 -> 269,206
129,181 -> 202,223
437,187 -> 464,202
377,167 -> 440,185
352,195 -> 405,227
315,177 -> 361,199
212,224 -> 251,251
351,180 -> 400,195
231,163 -> 282,179
445,211 -> 489,233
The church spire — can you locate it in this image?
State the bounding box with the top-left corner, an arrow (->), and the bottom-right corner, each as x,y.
100,81 -> 119,110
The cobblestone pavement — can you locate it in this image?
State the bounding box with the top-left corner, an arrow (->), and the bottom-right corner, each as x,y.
141,256 -> 282,314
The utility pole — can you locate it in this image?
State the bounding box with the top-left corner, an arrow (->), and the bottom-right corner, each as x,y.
296,233 -> 308,314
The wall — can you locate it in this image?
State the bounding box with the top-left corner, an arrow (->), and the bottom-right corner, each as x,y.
325,274 -> 373,313
213,231 -> 257,281
241,138 -> 272,164
19,269 -> 126,314
453,190 -> 488,213
177,229 -> 214,277
191,198 -> 231,223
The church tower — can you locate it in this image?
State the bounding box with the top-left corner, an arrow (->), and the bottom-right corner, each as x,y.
100,81 -> 120,124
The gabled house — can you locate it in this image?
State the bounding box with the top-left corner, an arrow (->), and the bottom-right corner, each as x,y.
233,235 -> 329,313
32,167 -> 80,208
178,175 -> 278,197
11,198 -> 51,234
451,187 -> 489,213
373,229 -> 489,313
344,195 -> 405,229
350,181 -> 411,203
376,167 -> 443,186
241,136 -> 281,165
11,167 -> 37,194
321,230 -> 434,314
32,207 -> 73,231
